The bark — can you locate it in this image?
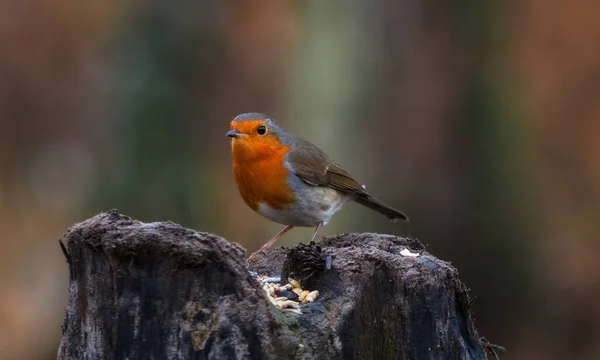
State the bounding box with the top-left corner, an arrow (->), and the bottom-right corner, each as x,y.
58,210 -> 490,360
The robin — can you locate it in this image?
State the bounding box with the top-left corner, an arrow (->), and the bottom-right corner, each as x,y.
227,113 -> 408,257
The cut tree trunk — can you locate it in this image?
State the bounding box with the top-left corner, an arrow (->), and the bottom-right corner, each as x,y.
57,210 -> 491,360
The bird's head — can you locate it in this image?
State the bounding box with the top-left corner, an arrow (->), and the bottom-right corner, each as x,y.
227,113 -> 290,161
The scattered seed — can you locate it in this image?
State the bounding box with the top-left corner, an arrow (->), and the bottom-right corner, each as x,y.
292,288 -> 303,296
257,274 -> 320,312
288,278 -> 301,289
281,300 -> 299,309
400,248 -> 420,257
305,290 -> 319,303
298,290 -> 310,302
282,308 -> 302,314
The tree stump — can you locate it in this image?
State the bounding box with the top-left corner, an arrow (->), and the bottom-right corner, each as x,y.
57,210 -> 491,359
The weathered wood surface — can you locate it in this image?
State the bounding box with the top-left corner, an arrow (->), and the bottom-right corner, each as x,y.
57,210 -> 491,359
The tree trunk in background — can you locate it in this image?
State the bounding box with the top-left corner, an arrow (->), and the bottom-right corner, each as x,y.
89,0 -> 205,226
58,211 -> 489,359
286,0 -> 376,161
285,0 -> 386,235
450,0 -> 533,342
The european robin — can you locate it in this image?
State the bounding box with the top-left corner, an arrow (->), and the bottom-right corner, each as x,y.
227,113 -> 408,257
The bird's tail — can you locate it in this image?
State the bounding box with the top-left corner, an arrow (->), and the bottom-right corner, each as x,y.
355,194 -> 409,222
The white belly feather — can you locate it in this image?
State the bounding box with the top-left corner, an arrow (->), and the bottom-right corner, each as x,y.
258,186 -> 351,227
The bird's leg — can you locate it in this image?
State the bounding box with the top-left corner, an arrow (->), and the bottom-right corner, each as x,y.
260,225 -> 294,252
247,225 -> 294,265
309,222 -> 324,243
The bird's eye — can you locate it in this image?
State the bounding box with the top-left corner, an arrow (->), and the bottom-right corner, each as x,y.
257,125 -> 267,135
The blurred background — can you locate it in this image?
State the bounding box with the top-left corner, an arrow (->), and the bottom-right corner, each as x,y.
0,0 -> 599,359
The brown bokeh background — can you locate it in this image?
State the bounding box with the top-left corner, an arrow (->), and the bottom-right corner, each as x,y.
1,1 -> 599,359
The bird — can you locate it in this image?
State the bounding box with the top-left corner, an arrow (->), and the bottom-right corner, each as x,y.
227,113 -> 408,257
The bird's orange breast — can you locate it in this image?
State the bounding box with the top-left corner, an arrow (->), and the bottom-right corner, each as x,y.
232,135 -> 295,211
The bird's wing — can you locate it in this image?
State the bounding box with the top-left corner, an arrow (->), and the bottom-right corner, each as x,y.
287,138 -> 366,195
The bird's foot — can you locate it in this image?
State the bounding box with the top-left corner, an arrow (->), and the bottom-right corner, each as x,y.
246,248 -> 267,267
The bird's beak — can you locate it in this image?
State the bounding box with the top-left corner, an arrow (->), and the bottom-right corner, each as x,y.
226,129 -> 242,138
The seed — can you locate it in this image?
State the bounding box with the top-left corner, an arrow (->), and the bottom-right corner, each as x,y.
292,288 -> 303,296
288,278 -> 301,289
262,285 -> 271,296
282,284 -> 293,291
282,308 -> 302,314
281,300 -> 299,309
298,290 -> 310,302
305,290 -> 319,303
273,297 -> 287,302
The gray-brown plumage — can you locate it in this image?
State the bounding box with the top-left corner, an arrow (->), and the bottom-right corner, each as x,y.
288,137 -> 408,222
228,112 -> 408,255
